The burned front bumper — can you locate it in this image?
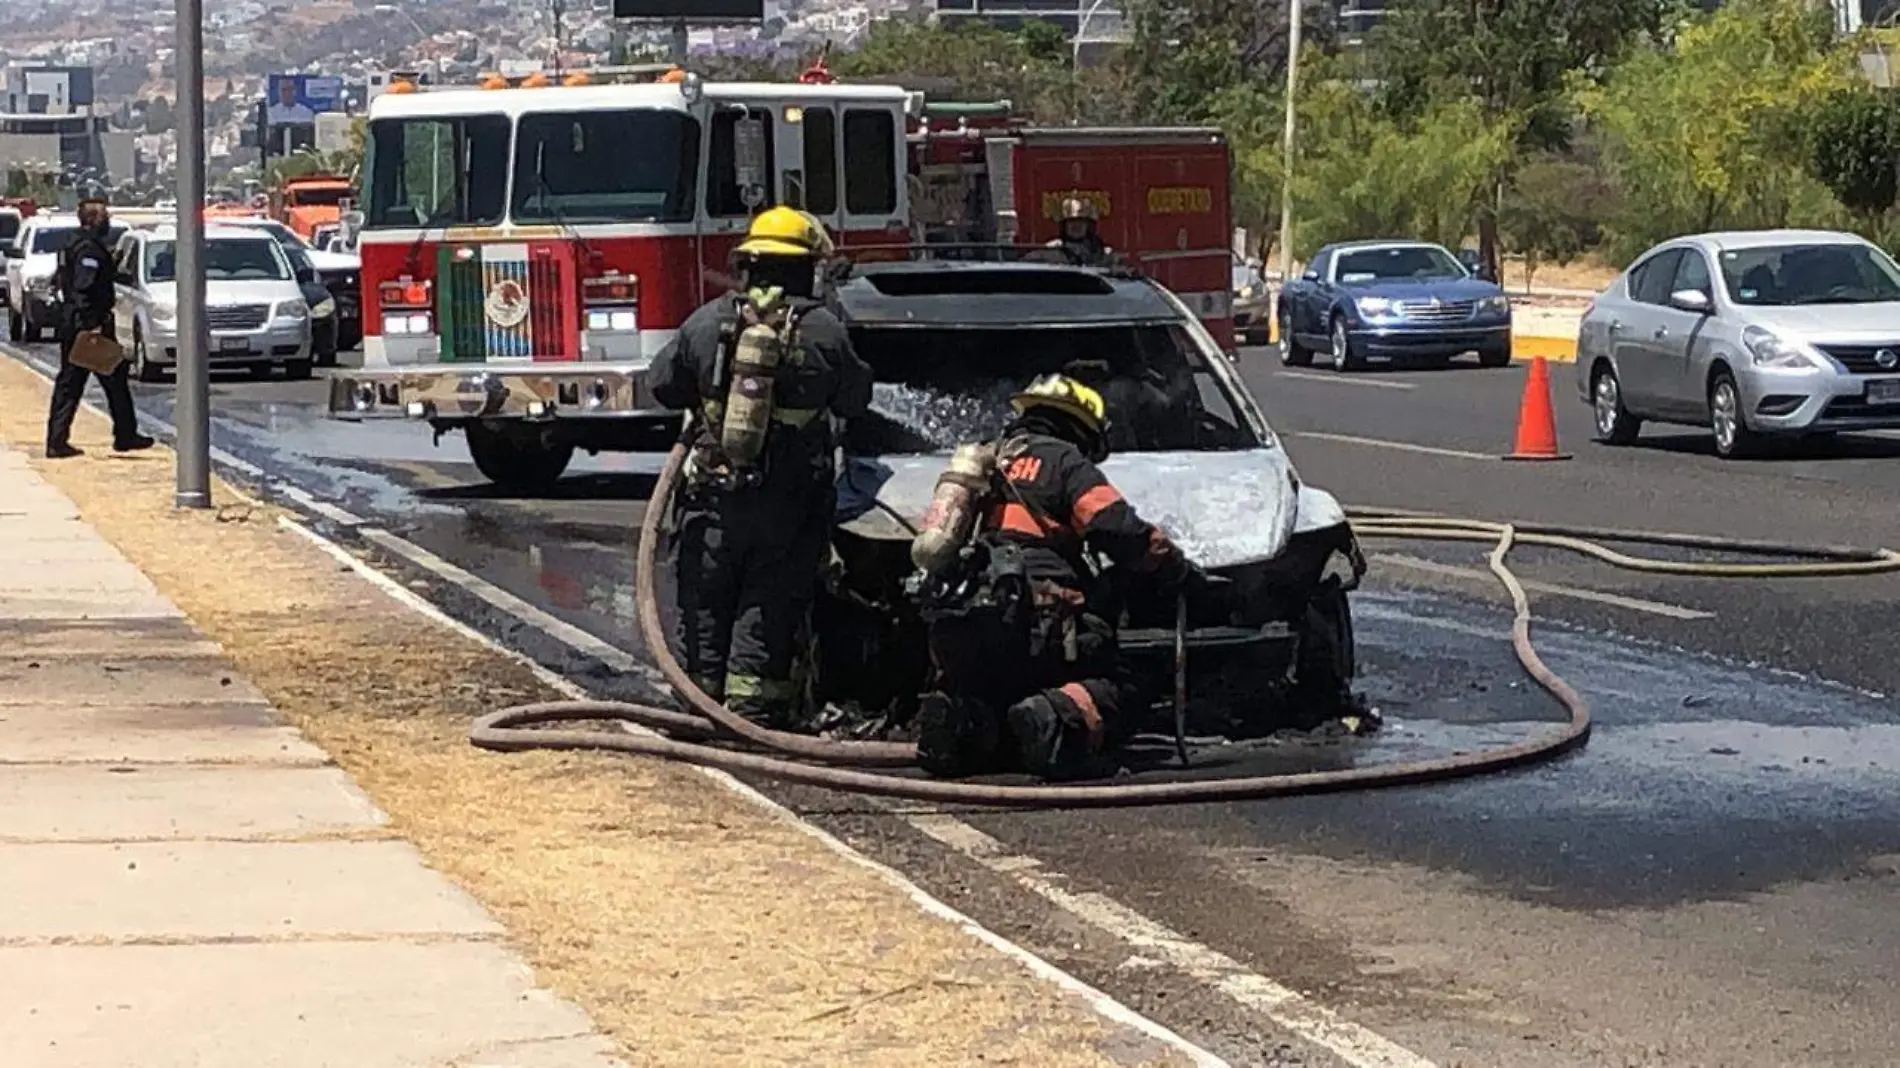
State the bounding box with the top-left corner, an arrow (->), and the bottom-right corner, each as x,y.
327,363 -> 675,423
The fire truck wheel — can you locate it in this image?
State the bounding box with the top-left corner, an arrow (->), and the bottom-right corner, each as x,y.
465,422 -> 574,493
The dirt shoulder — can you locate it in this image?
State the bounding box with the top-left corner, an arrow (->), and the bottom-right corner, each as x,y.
0,357 -> 1193,1068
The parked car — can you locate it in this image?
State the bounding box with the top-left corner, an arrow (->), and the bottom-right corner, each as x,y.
1277,239 -> 1513,371
1577,229 -> 1900,458
111,224 -> 314,381
0,207 -> 22,313
217,217 -> 361,350
1232,256 -> 1272,346
6,215 -> 129,343
281,245 -> 340,366
817,255 -> 1367,739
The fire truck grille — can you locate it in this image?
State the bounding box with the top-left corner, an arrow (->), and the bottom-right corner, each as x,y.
436,246 -> 572,363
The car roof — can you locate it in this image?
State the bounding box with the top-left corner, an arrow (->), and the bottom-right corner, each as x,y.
1658,229 -> 1870,254
833,261 -> 1183,329
137,225 -> 284,242
1323,239 -> 1450,253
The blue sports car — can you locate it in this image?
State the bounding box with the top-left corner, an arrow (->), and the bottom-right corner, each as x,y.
1277,240 -> 1513,371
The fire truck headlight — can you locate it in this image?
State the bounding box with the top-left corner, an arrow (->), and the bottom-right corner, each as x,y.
586,310 -> 610,332
385,313 -> 432,335
586,310 -> 638,333
609,310 -> 637,332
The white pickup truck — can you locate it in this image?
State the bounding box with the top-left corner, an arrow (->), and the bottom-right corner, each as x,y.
5,215 -> 127,344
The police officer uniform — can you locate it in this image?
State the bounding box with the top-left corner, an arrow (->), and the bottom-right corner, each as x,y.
916,374 -> 1199,781
646,207 -> 873,726
45,202 -> 150,458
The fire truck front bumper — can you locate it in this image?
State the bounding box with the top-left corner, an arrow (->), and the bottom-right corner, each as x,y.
326,363 -> 676,425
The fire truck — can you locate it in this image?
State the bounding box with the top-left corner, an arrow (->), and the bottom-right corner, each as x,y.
327,65 -> 1234,489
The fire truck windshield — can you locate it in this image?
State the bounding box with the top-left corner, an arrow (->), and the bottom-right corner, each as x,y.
512,110 -> 699,224
363,115 -> 510,229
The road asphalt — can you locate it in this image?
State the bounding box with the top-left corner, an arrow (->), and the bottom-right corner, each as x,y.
10,339 -> 1900,1067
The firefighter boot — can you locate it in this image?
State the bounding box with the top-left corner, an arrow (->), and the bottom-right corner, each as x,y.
915,692 -> 1003,778
1006,692 -> 1121,783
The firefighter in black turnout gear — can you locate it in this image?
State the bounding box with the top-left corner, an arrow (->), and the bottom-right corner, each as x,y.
912,374 -> 1201,781
646,207 -> 872,727
45,198 -> 151,458
1044,197 -> 1115,267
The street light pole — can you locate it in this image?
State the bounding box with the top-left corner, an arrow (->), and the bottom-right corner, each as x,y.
1277,0 -> 1303,287
174,0 -> 211,508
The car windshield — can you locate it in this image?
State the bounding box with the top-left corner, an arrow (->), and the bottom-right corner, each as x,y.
512,109 -> 700,223
287,185 -> 352,207
1335,245 -> 1465,283
1717,243 -> 1900,306
29,225 -> 126,254
364,114 -> 511,228
0,215 -> 19,243
842,324 -> 1260,457
144,238 -> 289,282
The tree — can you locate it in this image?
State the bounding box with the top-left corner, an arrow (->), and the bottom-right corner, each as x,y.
1576,0 -> 1857,259
1367,0 -> 1665,275
831,18 -> 1069,121
1500,152 -> 1615,289
1124,0 -> 1336,126
1804,86 -> 1900,221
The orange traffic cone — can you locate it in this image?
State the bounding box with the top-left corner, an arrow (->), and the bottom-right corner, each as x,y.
1504,357 -> 1571,461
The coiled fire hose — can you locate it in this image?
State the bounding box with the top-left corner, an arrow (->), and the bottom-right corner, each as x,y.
470,444 -> 1900,808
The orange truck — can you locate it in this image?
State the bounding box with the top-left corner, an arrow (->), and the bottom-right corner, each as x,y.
271,175 -> 356,243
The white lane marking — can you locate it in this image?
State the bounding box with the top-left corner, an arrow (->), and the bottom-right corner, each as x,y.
1372,552 -> 1715,621
1291,432 -> 1495,462
905,815 -> 1440,1068
1274,371 -> 1417,391
279,518 -> 1228,1068
356,526 -> 662,684
341,523 -> 1439,1067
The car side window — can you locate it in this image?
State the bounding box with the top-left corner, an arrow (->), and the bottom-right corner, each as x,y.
1629,249 -> 1684,306
1671,249 -> 1712,298
1308,249 -> 1333,281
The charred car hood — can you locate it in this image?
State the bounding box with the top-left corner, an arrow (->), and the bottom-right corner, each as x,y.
837,449 -> 1348,570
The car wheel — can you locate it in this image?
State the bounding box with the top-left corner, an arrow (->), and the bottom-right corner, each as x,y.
1329,316 -> 1361,372
1478,340 -> 1512,368
1278,306 -> 1312,367
23,314 -> 42,343
1591,364 -> 1641,446
285,357 -> 314,381
1709,370 -> 1761,460
133,327 -> 163,383
7,307 -> 20,342
465,422 -> 575,493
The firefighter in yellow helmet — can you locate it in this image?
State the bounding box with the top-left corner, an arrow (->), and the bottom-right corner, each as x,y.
910,373 -> 1210,781
645,207 -> 872,726
1046,197 -> 1114,266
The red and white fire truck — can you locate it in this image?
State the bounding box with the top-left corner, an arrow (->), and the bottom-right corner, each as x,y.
327,66 -> 1235,488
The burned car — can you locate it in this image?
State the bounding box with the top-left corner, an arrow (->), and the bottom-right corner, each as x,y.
811,259 -> 1368,742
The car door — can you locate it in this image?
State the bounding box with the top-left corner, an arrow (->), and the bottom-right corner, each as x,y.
1609,248 -> 1682,414
112,234 -> 141,342
1650,247 -> 1718,417
1295,247 -> 1334,341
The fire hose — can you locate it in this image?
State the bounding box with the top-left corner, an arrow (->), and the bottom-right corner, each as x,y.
469,444 -> 1900,808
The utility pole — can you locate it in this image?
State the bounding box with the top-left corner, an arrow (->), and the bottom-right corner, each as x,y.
670,18 -> 688,65
175,0 -> 211,508
551,0 -> 567,77
1277,0 -> 1302,289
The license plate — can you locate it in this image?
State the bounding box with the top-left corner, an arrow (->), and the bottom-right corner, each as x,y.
1869,379 -> 1900,405
219,337 -> 250,353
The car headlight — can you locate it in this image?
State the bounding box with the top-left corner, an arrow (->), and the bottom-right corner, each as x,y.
26,276 -> 51,294
151,302 -> 177,325
311,297 -> 336,319
1356,296 -> 1395,317
1478,295 -> 1510,315
1238,284 -> 1256,299
276,299 -> 309,321
1741,325 -> 1823,370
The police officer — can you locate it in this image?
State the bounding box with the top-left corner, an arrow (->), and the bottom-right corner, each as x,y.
646,207 -> 872,727
45,198 -> 151,458
915,374 -> 1206,781
1044,198 -> 1114,266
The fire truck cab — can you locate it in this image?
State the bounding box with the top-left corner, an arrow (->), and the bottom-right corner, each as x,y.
328,68 -> 1234,491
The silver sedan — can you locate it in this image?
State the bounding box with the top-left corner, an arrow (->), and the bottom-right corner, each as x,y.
1574,229 -> 1900,458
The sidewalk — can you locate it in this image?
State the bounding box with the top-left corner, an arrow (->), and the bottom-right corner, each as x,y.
0,443 -> 622,1068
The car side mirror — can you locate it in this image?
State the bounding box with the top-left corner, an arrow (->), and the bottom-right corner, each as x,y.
296,266 -> 317,284
1302,270 -> 1319,282
1668,288 -> 1712,314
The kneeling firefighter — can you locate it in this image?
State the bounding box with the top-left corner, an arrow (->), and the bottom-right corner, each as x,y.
909,374 -> 1207,780
646,207 -> 873,726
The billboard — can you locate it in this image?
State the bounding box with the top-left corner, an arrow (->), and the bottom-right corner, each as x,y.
265,74 -> 343,127
612,0 -> 763,21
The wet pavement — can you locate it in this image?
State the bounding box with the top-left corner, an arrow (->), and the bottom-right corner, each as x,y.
13,339 -> 1900,1066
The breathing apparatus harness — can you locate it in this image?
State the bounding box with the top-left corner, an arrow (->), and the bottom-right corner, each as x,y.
688,285 -> 816,493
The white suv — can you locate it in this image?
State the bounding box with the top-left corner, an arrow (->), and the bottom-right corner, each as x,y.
111,225 -> 314,381
6,215 -> 128,343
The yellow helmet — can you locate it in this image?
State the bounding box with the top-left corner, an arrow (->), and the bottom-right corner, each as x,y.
736,206 -> 826,258
1011,373 -> 1107,435
798,211 -> 836,257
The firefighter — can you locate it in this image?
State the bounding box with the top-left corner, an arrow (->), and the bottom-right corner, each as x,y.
45,198 -> 151,459
1044,197 -> 1114,266
912,373 -> 1208,781
646,206 -> 873,727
